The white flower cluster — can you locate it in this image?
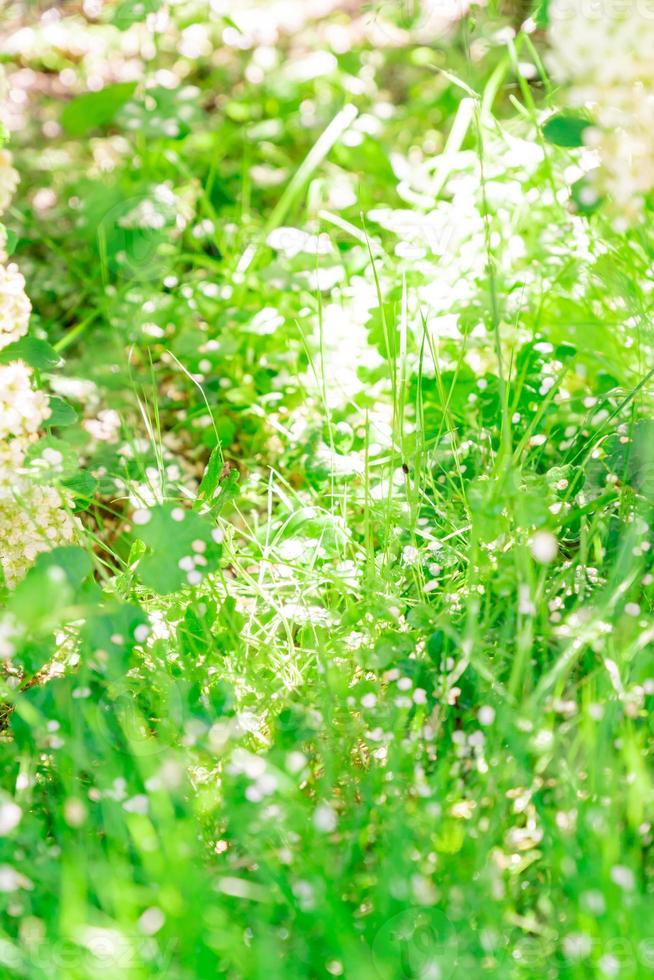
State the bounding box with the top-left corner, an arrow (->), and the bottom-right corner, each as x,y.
0,360 -> 50,441
0,149 -> 18,216
0,143 -> 75,588
0,356 -> 76,587
0,486 -> 77,587
548,0 -> 654,224
0,265 -> 31,349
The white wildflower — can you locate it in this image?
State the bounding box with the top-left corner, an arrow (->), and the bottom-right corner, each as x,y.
0,360 -> 50,449
0,865 -> 32,892
401,545 -> 420,566
610,864 -> 636,891
478,705 -> 496,726
0,149 -> 19,215
563,933 -> 592,962
0,484 -> 76,587
313,803 -> 338,833
0,263 -> 31,350
548,1 -> 654,223
530,530 -> 559,564
0,800 -> 22,835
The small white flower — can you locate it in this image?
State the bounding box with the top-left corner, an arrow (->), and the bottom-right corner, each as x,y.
313,803 -> 338,833
285,752 -> 307,774
0,865 -> 32,892
64,798 -> 87,828
598,955 -> 620,977
0,801 -> 22,835
401,545 -> 420,566
267,227 -> 333,258
138,907 -> 165,935
478,706 -> 495,726
123,795 -> 149,815
563,933 -> 592,962
530,531 -> 559,564
610,865 -> 635,891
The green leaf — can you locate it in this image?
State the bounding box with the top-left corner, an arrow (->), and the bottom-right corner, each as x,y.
4,228 -> 18,256
62,469 -> 98,505
133,504 -> 222,594
117,86 -> 202,140
36,546 -> 93,590
44,397 -> 78,428
571,175 -> 602,215
80,603 -> 149,678
534,0 -> 551,27
198,451 -> 240,516
365,301 -> 399,363
543,113 -> 592,148
9,547 -> 94,634
111,0 -> 162,29
24,436 -> 80,482
361,630 -> 414,670
61,82 -> 138,137
198,445 -> 225,502
0,336 -> 60,370
426,630 -> 445,666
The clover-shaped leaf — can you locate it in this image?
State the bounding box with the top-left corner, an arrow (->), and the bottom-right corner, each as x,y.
133,504 -> 222,594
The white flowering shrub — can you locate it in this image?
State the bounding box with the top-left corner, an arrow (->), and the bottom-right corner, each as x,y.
548,0 -> 654,224
0,360 -> 50,438
0,148 -> 18,216
0,485 -> 77,587
0,262 -> 30,348
0,141 -> 75,588
2,3 -> 654,975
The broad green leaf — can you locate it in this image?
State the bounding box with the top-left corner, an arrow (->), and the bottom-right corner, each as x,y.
24,436 -> 80,482
61,82 -> 138,137
543,113 -> 592,148
534,0 -> 551,27
117,86 -> 202,140
0,336 -> 60,370
360,630 -> 414,670
80,602 -> 149,678
62,469 -> 98,504
133,504 -> 222,594
426,630 -> 446,666
4,228 -> 17,256
9,546 -> 94,637
571,175 -> 602,215
365,301 -> 399,363
44,397 -> 78,428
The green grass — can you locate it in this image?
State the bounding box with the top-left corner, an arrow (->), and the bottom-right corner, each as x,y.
2,2 -> 654,978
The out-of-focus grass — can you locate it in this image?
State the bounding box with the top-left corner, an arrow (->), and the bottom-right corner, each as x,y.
2,2 -> 654,978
